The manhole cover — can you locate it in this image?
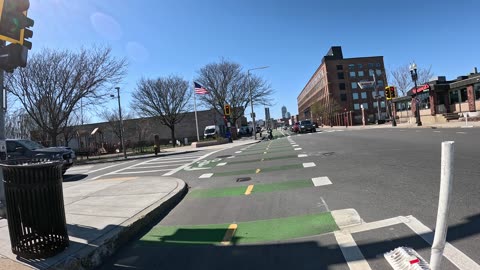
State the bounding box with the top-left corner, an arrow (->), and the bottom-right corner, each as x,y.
322,152 -> 335,156
216,155 -> 231,158
236,177 -> 251,182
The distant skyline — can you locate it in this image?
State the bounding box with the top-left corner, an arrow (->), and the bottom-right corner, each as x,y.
28,0 -> 480,122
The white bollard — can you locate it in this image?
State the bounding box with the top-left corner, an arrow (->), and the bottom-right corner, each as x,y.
430,141 -> 455,270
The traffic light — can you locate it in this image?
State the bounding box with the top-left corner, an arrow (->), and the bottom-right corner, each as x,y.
224,104 -> 231,116
390,86 -> 396,99
0,0 -> 34,49
0,43 -> 27,72
385,86 -> 392,100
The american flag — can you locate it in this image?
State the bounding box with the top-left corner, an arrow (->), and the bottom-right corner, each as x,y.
194,82 -> 209,94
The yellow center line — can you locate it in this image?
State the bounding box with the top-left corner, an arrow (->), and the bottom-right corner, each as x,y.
220,223 -> 238,246
244,184 -> 254,195
255,168 -> 261,174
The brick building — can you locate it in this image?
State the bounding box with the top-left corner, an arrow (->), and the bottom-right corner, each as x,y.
297,46 -> 388,125
393,69 -> 480,124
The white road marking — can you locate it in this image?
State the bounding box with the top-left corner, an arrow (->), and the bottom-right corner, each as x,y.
403,215 -> 480,270
217,162 -> 227,166
199,173 -> 213,178
235,151 -> 242,153
294,148 -> 302,151
311,176 -> 332,186
320,197 -> 330,212
163,151 -> 221,176
112,169 -> 172,174
146,159 -> 196,165
343,217 -> 404,234
303,162 -> 316,168
334,231 -> 372,270
129,164 -> 181,169
456,132 -> 466,134
298,154 -> 308,158
433,131 -> 441,133
292,144 -> 299,147
227,156 -> 235,159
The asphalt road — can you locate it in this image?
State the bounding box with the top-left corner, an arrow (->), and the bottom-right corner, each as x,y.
97,127 -> 480,270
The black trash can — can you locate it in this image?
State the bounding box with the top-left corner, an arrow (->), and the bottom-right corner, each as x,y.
1,159 -> 69,259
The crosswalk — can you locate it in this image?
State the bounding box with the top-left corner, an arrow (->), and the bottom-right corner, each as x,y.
104,152 -> 209,176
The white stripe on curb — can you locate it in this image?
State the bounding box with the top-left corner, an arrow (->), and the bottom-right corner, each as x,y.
334,231 -> 372,270
303,162 -> 316,168
311,177 -> 332,186
199,173 -> 213,178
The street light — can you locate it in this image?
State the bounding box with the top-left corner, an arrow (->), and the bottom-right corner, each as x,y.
111,87 -> 127,158
409,62 -> 422,126
247,66 -> 269,140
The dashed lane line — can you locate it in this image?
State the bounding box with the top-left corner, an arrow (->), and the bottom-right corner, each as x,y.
298,154 -> 308,158
244,185 -> 254,195
199,173 -> 213,178
294,148 -> 302,151
311,176 -> 332,186
220,224 -> 238,246
303,162 -> 316,168
216,162 -> 227,166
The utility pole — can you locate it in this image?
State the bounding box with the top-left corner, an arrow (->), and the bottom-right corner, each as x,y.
0,40 -> 6,218
114,87 -> 127,159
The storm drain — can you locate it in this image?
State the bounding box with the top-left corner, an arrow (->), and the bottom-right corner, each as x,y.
384,246 -> 430,270
236,177 -> 251,182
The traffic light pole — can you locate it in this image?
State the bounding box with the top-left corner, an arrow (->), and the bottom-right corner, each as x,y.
0,40 -> 6,218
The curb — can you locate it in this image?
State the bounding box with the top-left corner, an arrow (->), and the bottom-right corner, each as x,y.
51,178 -> 187,270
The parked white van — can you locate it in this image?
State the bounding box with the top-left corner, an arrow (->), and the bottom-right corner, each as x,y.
204,125 -> 219,139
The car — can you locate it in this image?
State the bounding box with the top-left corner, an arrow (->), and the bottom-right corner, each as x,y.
238,126 -> 252,136
299,120 -> 315,133
6,139 -> 75,174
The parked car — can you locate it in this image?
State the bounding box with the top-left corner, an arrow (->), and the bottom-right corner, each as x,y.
238,126 -> 252,136
6,139 -> 75,174
299,120 -> 315,133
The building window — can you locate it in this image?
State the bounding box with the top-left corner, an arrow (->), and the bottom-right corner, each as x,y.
381,101 -> 386,108
353,93 -> 359,100
376,63 -> 381,67
361,92 -> 367,99
460,88 -> 468,102
357,64 -> 363,69
337,72 -> 345,80
349,71 -> 356,78
340,93 -> 347,101
336,65 -> 343,70
351,82 -> 358,89
377,80 -> 384,87
449,90 -> 459,104
348,64 -> 355,70
368,63 -> 374,68
379,90 -> 385,97
339,83 -> 346,90
362,103 -> 369,109
369,69 -> 374,76
475,83 -> 480,100
358,71 -> 364,77
354,103 -> 360,110
376,69 -> 382,76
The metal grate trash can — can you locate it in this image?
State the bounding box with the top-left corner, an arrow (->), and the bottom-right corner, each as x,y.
1,159 -> 69,259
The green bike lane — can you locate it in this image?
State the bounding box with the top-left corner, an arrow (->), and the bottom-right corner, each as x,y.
100,135 -> 349,270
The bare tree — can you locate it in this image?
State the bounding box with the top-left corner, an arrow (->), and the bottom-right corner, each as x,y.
5,108 -> 36,139
5,46 -> 128,146
99,109 -> 134,143
389,64 -> 434,97
131,75 -> 191,147
310,96 -> 341,126
196,59 -> 274,131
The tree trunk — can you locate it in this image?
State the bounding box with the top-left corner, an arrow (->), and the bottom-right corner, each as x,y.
170,126 -> 176,148
49,131 -> 58,146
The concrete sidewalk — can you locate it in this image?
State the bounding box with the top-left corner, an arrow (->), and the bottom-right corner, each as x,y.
321,120 -> 480,130
0,138 -> 261,270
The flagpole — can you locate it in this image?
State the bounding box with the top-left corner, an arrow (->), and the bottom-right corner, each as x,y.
193,83 -> 200,142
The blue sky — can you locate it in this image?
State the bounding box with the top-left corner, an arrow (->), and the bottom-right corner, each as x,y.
29,0 -> 479,122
